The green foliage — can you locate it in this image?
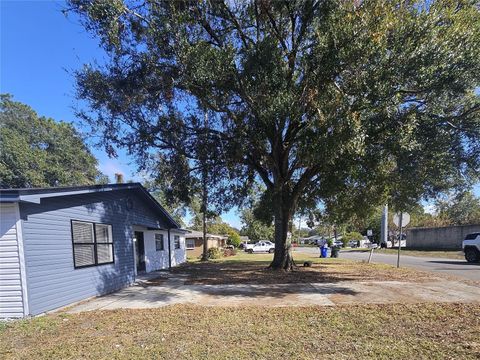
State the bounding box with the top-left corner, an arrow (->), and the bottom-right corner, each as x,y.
68,0 -> 480,265
342,232 -> 363,247
206,247 -> 222,260
227,232 -> 242,248
435,191 -> 480,226
0,94 -> 105,188
240,207 -> 274,242
187,196 -> 239,235
145,180 -> 187,227
223,248 -> 237,257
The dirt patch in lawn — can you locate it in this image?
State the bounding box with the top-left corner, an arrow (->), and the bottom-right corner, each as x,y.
172,257 -> 439,285
2,303 -> 479,359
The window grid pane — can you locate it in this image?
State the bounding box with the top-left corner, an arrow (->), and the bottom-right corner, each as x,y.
72,221 -> 94,243
97,244 -> 114,264
74,244 -> 95,267
95,224 -> 111,244
174,235 -> 180,249
72,221 -> 114,268
155,234 -> 164,251
186,239 -> 195,250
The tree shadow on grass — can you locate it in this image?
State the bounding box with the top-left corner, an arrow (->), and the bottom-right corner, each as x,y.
170,260 -> 406,285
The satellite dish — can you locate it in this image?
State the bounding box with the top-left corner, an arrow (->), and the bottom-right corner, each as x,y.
393,212 -> 410,227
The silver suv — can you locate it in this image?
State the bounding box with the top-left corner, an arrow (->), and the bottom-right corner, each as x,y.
462,233 -> 480,263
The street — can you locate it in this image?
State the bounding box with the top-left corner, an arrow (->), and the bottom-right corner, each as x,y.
295,247 -> 480,282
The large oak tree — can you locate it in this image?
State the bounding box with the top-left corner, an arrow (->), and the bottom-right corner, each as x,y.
68,0 -> 480,270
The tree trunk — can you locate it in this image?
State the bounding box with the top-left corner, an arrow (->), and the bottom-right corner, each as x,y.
201,206 -> 208,261
201,167 -> 208,261
269,193 -> 296,271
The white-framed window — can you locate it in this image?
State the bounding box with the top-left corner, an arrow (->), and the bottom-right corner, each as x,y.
71,220 -> 114,268
186,239 -> 195,250
155,233 -> 164,251
174,235 -> 181,249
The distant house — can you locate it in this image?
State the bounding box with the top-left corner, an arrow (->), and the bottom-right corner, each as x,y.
0,183 -> 187,319
185,230 -> 228,257
239,235 -> 250,244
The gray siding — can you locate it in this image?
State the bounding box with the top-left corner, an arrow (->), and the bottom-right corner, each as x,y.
19,189 -> 170,315
0,203 -> 25,318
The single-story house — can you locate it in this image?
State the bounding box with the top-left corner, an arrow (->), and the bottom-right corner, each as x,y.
185,230 -> 228,257
0,183 -> 187,319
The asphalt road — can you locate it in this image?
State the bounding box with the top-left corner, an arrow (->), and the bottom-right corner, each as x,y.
295,247 -> 480,282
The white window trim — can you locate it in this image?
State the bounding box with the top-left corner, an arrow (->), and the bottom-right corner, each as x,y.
174,235 -> 181,250
155,233 -> 165,251
185,238 -> 195,250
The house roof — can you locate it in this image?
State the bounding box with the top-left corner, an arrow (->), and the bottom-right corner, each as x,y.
185,230 -> 228,240
0,183 -> 180,229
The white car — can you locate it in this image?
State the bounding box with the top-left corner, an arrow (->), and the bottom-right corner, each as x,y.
463,233 -> 480,263
245,241 -> 275,253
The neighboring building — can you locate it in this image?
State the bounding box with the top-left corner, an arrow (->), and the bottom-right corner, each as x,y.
0,183 -> 187,319
185,230 -> 228,258
406,224 -> 480,250
239,235 -> 250,243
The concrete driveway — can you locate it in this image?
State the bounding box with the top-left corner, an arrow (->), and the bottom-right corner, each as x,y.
67,271 -> 480,313
295,247 -> 480,281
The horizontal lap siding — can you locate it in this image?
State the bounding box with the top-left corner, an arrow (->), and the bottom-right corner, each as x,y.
0,204 -> 24,318
20,190 -> 169,316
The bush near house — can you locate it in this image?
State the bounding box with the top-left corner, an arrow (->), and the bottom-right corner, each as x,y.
206,247 -> 223,259
227,232 -> 242,248
223,248 -> 237,257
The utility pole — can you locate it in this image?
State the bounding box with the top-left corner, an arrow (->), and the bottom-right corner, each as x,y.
381,204 -> 388,246
397,212 -> 403,268
297,216 -> 301,244
201,110 -> 209,261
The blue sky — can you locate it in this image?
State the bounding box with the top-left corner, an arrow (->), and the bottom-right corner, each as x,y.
1,1 -> 478,229
0,0 -> 241,227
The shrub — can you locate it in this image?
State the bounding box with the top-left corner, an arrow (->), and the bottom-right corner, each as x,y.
227,232 -> 242,248
206,247 -> 223,259
223,248 -> 237,257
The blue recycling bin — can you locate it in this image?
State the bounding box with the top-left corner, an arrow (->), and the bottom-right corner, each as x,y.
321,246 -> 328,258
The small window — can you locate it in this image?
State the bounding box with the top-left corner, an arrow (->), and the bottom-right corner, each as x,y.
186,239 -> 195,250
155,234 -> 164,251
174,235 -> 181,249
72,220 -> 114,268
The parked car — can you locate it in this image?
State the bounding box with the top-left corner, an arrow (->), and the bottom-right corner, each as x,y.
462,233 -> 480,263
348,240 -> 359,248
333,240 -> 343,248
245,241 -> 275,253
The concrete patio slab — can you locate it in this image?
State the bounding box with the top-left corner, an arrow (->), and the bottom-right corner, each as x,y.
66,275 -> 480,313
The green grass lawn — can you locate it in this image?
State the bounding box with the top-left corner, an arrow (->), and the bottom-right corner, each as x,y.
1,303 -> 479,359
177,250 -> 438,285
1,253 -> 476,359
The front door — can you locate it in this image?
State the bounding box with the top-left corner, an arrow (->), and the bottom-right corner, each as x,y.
134,231 -> 146,272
